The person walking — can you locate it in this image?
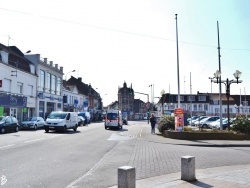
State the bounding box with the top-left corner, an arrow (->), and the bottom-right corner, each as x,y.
149,113 -> 157,134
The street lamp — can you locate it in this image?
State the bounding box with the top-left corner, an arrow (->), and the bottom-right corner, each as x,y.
209,76 -> 215,115
65,70 -> 75,80
213,70 -> 242,130
160,90 -> 165,115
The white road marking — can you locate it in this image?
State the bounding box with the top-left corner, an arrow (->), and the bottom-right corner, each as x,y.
24,138 -> 46,143
0,144 -> 15,149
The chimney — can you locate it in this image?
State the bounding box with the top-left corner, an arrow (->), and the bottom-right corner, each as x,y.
50,61 -> 53,66
44,58 -> 47,63
55,64 -> 58,69
78,77 -> 82,82
60,66 -> 63,72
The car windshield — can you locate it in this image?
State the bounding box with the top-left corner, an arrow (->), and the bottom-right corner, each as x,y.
0,116 -> 7,122
47,112 -> 67,119
107,113 -> 118,120
27,117 -> 37,121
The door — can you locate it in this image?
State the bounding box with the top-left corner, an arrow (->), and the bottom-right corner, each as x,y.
4,117 -> 13,132
10,108 -> 17,117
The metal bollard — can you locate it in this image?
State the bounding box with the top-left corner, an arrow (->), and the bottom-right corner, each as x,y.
118,166 -> 136,188
181,156 -> 196,182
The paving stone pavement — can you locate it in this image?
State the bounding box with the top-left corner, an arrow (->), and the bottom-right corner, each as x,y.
109,121 -> 250,188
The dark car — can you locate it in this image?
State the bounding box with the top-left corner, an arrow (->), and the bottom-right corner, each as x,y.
122,117 -> 128,125
0,116 -> 19,134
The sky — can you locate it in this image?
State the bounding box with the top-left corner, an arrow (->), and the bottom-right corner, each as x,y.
0,0 -> 249,106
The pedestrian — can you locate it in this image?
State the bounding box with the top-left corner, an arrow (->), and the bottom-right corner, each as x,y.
149,113 -> 157,134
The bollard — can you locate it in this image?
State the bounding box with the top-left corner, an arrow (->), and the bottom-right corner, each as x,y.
118,166 -> 136,188
181,156 -> 196,182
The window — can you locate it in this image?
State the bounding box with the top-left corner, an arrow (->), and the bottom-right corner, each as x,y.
3,79 -> 11,92
188,96 -> 195,101
39,70 -> 45,91
17,82 -> 23,94
204,104 -> 208,111
51,75 -> 56,94
198,96 -> 206,101
242,101 -> 248,106
198,104 -> 202,111
56,77 -> 62,95
46,72 -> 51,93
28,85 -> 33,96
176,96 -> 184,101
213,100 -> 219,105
193,104 -> 197,111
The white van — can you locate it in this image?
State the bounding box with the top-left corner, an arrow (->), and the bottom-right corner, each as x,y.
44,111 -> 78,133
105,109 -> 123,130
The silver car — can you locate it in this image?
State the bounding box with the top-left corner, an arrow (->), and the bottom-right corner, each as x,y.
21,117 -> 45,130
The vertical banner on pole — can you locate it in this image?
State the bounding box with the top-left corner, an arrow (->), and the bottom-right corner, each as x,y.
174,108 -> 184,131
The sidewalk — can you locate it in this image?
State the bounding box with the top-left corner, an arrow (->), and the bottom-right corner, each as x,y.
110,122 -> 250,188
135,164 -> 250,188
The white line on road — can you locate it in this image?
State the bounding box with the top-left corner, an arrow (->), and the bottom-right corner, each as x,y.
66,141 -> 120,188
0,144 -> 15,149
24,138 -> 46,143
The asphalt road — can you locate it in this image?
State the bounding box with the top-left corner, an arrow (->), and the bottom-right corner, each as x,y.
1,121 -> 250,188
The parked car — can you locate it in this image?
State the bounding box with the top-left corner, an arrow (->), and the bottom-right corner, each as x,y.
193,116 -> 208,126
78,112 -> 91,124
0,116 -> 19,134
21,117 -> 45,130
187,116 -> 199,124
198,116 -> 220,128
78,116 -> 86,126
122,117 -> 128,125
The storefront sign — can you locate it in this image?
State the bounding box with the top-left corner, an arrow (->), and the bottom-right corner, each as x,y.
0,94 -> 27,107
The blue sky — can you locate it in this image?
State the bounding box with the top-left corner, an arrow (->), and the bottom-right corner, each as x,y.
0,0 -> 249,106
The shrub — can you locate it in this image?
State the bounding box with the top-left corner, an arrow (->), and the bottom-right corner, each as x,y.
231,115 -> 250,134
157,115 -> 175,133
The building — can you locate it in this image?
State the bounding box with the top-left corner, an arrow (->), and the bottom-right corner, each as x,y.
0,44 -> 37,122
25,54 -> 64,119
157,91 -> 250,117
118,81 -> 134,119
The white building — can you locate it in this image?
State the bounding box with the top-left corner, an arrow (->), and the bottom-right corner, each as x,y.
25,54 -> 64,119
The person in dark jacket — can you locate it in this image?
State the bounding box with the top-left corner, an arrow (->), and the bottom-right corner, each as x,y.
149,113 -> 157,134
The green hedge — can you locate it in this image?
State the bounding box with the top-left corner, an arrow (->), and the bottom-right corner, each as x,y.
232,115 -> 250,134
157,115 -> 175,133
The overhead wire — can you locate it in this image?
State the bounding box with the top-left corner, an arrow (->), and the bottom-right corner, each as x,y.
0,7 -> 249,52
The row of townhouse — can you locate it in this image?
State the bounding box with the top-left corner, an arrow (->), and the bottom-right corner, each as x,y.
0,43 -> 102,123
155,92 -> 250,117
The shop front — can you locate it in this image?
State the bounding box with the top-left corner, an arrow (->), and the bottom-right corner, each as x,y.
0,93 -> 27,123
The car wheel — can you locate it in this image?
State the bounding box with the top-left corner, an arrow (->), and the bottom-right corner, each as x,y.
34,125 -> 37,130
45,127 -> 49,133
63,126 -> 67,133
73,125 -> 77,131
0,127 -> 6,134
15,126 -> 19,132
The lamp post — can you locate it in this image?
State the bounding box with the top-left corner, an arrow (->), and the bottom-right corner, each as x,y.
65,70 -> 75,80
213,70 -> 242,130
160,90 -> 165,115
208,76 -> 215,115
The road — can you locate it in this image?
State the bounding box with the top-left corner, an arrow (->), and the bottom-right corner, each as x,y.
1,121 -> 250,188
